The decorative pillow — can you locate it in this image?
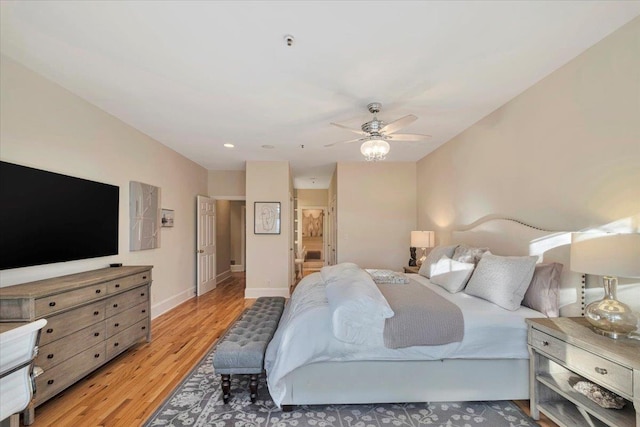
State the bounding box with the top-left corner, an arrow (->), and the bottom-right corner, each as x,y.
452,244 -> 489,264
366,269 -> 410,284
464,252 -> 538,311
521,262 -> 563,317
324,265 -> 394,345
418,244 -> 457,278
429,255 -> 475,293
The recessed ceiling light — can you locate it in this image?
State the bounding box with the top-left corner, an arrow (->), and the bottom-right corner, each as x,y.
223,143 -> 234,148
262,145 -> 275,149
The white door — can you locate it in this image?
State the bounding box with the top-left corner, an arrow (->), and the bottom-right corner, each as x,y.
196,195 -> 216,296
329,196 -> 337,265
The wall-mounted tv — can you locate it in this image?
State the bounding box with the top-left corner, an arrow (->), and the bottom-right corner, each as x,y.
0,161 -> 119,270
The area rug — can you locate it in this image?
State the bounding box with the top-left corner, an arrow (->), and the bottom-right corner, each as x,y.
144,346 -> 538,427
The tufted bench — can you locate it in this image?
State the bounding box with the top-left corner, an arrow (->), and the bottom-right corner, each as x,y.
212,296 -> 285,403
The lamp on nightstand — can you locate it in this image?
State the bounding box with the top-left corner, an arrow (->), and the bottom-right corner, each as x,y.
570,232 -> 640,339
411,231 -> 435,267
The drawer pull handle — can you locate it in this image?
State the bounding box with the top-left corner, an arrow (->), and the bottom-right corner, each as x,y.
49,301 -> 56,307
47,354 -> 54,359
47,379 -> 54,385
141,326 -> 146,330
94,311 -> 100,316
114,342 -> 119,347
141,293 -> 145,297
94,353 -> 100,358
142,309 -> 146,313
114,323 -> 120,327
143,276 -> 147,279
115,284 -> 120,288
46,328 -> 53,334
94,332 -> 100,337
595,367 -> 608,375
113,304 -> 118,308
542,341 -> 549,346
96,289 -> 101,294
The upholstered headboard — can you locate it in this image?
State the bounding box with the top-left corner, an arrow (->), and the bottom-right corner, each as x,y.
450,217 -> 583,317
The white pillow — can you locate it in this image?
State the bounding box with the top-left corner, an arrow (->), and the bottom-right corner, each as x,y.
429,255 -> 475,293
324,265 -> 394,345
464,253 -> 538,310
418,245 -> 457,278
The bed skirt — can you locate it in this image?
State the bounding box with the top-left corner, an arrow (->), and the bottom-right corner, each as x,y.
277,358 -> 530,405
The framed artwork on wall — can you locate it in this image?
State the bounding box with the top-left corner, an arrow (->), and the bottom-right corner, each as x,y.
161,209 -> 174,227
254,202 -> 280,234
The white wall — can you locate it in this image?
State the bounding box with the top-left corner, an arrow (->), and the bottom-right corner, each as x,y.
245,161 -> 291,298
0,56 -> 209,318
337,162 -> 416,270
416,17 -> 640,236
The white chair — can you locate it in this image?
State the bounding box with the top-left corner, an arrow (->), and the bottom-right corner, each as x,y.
0,319 -> 47,427
294,246 -> 307,279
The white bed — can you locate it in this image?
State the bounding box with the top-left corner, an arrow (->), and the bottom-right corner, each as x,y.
264,218 -> 583,409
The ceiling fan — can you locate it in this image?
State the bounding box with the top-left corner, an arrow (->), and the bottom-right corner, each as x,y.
326,102 -> 431,150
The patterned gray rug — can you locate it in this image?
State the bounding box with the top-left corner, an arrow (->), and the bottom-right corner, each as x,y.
144,347 -> 538,427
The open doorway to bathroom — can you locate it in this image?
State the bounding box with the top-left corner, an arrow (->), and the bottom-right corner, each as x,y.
301,208 -> 325,275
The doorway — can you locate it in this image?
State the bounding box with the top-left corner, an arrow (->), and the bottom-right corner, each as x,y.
301,207 -> 326,275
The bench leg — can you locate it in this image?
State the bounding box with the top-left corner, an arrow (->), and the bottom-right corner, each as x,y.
282,405 -> 294,412
221,374 -> 231,403
249,374 -> 258,403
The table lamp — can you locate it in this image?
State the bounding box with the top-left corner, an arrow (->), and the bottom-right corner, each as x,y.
411,231 -> 435,267
570,232 -> 640,339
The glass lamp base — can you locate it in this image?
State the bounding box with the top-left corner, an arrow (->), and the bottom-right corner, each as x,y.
585,277 -> 638,339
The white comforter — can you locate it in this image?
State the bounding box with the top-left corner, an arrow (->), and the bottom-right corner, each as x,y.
264,272 -> 545,407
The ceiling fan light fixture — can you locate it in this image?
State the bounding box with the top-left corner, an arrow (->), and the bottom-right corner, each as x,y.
360,139 -> 390,162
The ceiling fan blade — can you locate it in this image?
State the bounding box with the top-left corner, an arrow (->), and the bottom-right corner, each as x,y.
330,122 -> 367,135
380,114 -> 417,134
324,137 -> 365,147
386,133 -> 432,141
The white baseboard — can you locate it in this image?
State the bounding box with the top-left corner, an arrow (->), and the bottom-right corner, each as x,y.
230,264 -> 244,272
151,288 -> 194,319
244,287 -> 290,299
216,269 -> 232,283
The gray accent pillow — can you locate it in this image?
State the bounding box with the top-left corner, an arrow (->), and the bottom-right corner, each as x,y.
464,252 -> 538,311
429,255 -> 476,293
521,262 -> 563,317
452,244 -> 489,264
418,245 -> 457,278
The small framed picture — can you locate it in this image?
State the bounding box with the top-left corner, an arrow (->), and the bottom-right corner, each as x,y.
161,209 -> 174,227
254,202 -> 280,234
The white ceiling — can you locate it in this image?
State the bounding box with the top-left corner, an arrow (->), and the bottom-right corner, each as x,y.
2,1 -> 639,189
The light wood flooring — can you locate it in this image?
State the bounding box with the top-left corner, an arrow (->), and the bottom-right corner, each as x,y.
23,272 -> 556,427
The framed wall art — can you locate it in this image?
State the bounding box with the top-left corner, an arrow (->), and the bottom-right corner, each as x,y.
254,202 -> 280,234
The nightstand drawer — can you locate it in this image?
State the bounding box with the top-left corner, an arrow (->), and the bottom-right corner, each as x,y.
532,329 -> 632,396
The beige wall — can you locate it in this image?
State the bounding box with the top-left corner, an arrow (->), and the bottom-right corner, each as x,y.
417,17 -> 640,238
245,161 -> 291,297
208,170 -> 245,196
215,199 -> 231,280
297,189 -> 328,207
229,201 -> 245,267
337,162 -> 416,269
0,56 -> 209,318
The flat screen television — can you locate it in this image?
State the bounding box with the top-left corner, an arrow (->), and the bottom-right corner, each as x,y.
0,161 -> 119,270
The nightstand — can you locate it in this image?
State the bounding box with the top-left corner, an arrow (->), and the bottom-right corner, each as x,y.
403,265 -> 420,274
527,317 -> 639,427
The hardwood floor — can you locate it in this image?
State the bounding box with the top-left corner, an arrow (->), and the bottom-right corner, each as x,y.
24,272 -> 556,427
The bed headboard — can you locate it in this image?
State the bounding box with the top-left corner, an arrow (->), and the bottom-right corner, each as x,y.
450,217 -> 583,317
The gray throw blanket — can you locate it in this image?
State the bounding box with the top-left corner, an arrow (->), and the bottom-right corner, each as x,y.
377,279 -> 464,348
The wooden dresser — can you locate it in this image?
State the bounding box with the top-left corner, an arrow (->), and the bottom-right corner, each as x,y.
0,266 -> 152,422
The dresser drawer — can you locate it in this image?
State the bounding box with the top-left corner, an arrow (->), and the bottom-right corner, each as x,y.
35,284 -> 107,317
105,285 -> 149,317
35,342 -> 106,405
106,302 -> 149,338
106,319 -> 149,359
39,300 -> 106,346
38,322 -> 106,371
531,329 -> 632,396
106,270 -> 151,294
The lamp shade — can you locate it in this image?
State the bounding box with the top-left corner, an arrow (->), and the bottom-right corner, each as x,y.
360,139 -> 390,161
411,231 -> 435,249
570,232 -> 640,278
